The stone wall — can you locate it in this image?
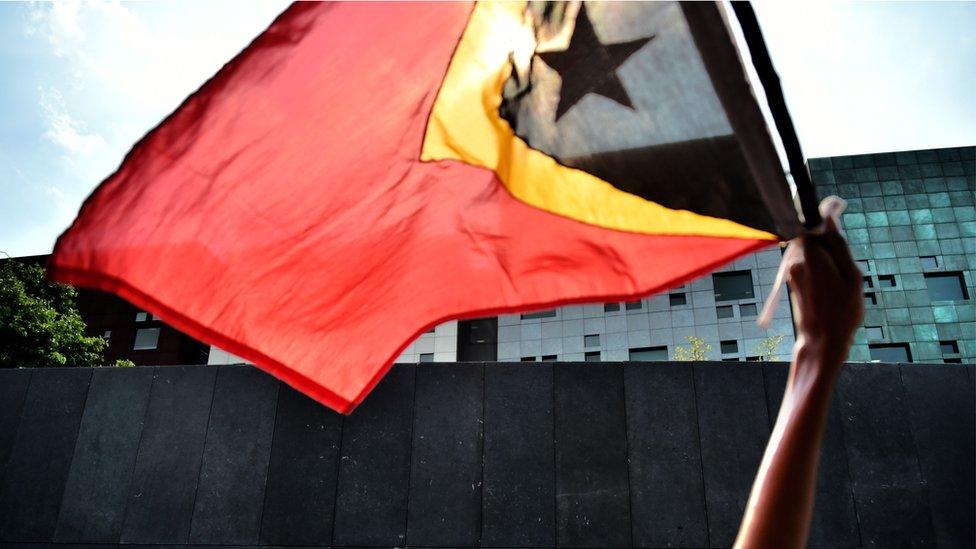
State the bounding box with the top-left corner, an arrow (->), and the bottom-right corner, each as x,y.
0,362 -> 972,548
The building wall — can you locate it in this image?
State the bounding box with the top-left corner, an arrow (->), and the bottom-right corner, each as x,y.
492,247 -> 795,363
809,146 -> 975,363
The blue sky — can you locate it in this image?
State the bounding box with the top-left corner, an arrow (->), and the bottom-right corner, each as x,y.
1,1 -> 974,258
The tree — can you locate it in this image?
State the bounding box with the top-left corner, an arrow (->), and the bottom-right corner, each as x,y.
0,260 -> 108,368
673,335 -> 712,361
753,334 -> 786,361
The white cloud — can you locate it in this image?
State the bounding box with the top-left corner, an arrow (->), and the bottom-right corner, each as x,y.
38,86 -> 106,156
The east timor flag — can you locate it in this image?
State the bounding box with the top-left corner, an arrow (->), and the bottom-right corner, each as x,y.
50,2 -> 811,413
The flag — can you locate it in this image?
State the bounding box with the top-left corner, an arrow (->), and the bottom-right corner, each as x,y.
50,1 -> 809,413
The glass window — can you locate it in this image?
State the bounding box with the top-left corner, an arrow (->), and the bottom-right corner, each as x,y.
669,293 -> 687,306
869,344 -> 912,363
865,326 -> 884,340
878,275 -> 896,289
604,303 -> 620,312
940,340 -> 959,354
625,300 -> 642,310
584,351 -> 601,362
135,311 -> 149,322
133,328 -> 160,350
919,256 -> 938,270
739,303 -> 758,317
856,260 -> 870,273
521,356 -> 537,362
924,273 -> 969,301
584,334 -> 600,348
629,346 -> 668,361
745,356 -> 761,362
103,330 -> 112,340
865,292 -> 877,305
863,277 -> 874,289
716,305 -> 734,319
418,353 -> 434,363
944,358 -> 963,364
522,309 -> 557,319
720,340 -> 738,354
542,355 -> 557,362
713,271 -> 755,302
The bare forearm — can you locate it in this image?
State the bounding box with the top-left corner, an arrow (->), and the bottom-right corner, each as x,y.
734,341 -> 843,549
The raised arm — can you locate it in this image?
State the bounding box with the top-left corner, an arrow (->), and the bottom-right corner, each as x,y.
734,215 -> 863,549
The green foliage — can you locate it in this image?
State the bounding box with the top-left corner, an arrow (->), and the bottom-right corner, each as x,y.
753,334 -> 786,361
0,260 -> 107,368
673,335 -> 712,361
112,359 -> 136,368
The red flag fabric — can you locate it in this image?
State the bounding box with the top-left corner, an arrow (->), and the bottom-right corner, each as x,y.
50,2 -> 790,413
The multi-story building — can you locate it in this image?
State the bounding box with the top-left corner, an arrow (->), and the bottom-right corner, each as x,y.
810,146 -> 975,363
217,146 -> 973,367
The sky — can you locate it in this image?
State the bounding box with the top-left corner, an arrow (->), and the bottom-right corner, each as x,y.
1,1 -> 974,258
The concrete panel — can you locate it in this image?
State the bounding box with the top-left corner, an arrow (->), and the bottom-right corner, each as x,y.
54,367 -> 154,543
483,363 -> 555,547
0,370 -> 31,487
625,363 -> 708,548
407,364 -> 484,547
189,366 -> 278,545
333,366 -> 415,547
261,380 -> 343,545
763,363 -> 860,548
900,364 -> 975,547
0,368 -> 91,542
836,364 -> 935,547
120,366 -> 216,544
554,364 -> 630,548
694,363 -> 769,548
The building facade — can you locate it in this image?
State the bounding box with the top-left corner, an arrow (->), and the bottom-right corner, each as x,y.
208,146 -> 976,366
810,146 -> 975,363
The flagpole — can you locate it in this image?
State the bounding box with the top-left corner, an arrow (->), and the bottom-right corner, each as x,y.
730,1 -> 823,229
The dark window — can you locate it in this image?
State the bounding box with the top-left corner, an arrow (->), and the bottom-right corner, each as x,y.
604,303 -> 620,312
521,356 -> 537,362
856,260 -> 870,273
521,309 -> 557,319
625,300 -> 642,310
924,272 -> 969,301
542,355 -> 557,361
418,353 -> 434,363
584,334 -> 600,348
865,326 -> 884,340
133,328 -> 160,350
629,346 -> 668,361
669,293 -> 687,306
720,340 -> 738,354
944,358 -> 963,364
716,305 -> 734,319
740,303 -> 758,317
869,343 -> 912,363
722,358 -> 742,362
713,271 -> 755,302
865,292 -> 877,305
940,340 -> 959,354
878,275 -> 896,289
745,356 -> 761,362
863,277 -> 874,289
584,351 -> 601,362
920,256 -> 938,270
135,311 -> 149,322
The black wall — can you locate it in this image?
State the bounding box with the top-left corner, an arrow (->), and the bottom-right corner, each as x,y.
0,362 -> 972,548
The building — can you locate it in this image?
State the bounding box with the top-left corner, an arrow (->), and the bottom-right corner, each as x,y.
4,255 -> 210,366
810,146 -> 975,363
